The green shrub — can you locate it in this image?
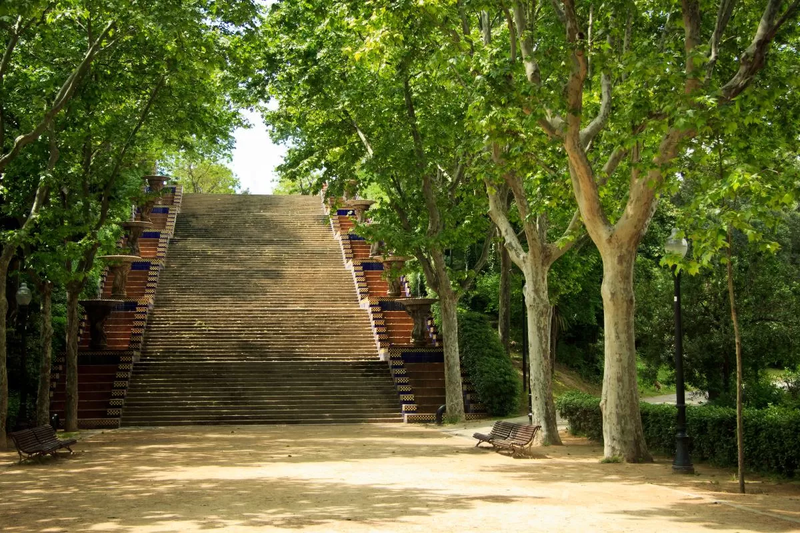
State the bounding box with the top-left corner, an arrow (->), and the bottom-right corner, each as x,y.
5,391 -> 20,432
458,310 -> 520,416
782,368 -> 800,408
555,392 -> 800,476
554,392 -> 604,441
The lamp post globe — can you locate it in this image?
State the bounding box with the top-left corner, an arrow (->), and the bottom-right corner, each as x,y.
16,282 -> 32,307
664,228 -> 689,258
664,228 -> 694,474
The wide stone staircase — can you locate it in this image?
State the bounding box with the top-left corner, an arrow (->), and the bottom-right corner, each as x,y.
121,194 -> 403,425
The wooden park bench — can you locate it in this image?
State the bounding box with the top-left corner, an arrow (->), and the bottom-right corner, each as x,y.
473,421 -> 540,457
9,425 -> 77,463
473,421 -> 515,447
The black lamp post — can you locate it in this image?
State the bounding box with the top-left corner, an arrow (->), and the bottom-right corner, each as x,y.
16,281 -> 32,425
664,229 -> 694,474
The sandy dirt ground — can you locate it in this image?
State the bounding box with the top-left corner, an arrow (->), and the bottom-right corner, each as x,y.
1,423 -> 799,532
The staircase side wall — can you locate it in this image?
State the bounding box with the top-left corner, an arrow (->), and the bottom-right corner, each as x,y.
322,195 -> 486,422
49,186 -> 183,429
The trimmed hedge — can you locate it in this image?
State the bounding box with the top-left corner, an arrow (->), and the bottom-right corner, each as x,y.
556,391 -> 800,477
458,310 -> 520,416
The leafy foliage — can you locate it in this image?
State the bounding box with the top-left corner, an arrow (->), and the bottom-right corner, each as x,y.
458,310 -> 520,416
635,212 -> 800,401
0,0 -> 262,434
163,153 -> 243,194
556,392 -> 800,476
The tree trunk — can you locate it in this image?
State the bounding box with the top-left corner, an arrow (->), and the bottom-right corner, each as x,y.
438,287 -> 466,421
550,305 -> 559,374
36,282 -> 53,427
0,248 -> 14,449
64,288 -> 81,432
599,250 -> 652,462
521,261 -> 562,445
498,244 -> 512,354
725,227 -> 745,493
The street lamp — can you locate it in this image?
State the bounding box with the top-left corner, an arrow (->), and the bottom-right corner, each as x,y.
16,281 -> 32,425
664,229 -> 694,474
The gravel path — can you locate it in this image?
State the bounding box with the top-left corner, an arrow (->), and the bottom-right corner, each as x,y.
1,424 -> 797,532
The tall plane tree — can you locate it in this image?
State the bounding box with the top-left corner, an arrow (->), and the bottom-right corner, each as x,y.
430,0 -> 800,460
1,0 -> 260,440
263,0 -> 494,420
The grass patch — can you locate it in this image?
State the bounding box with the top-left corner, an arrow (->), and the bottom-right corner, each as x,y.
637,361 -> 679,398
509,350 -> 603,416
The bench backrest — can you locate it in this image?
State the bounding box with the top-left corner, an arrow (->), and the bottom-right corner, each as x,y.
489,421 -> 515,440
507,424 -> 539,444
31,425 -> 59,446
9,429 -> 41,453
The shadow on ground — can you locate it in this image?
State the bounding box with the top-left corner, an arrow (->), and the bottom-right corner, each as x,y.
0,424 -> 797,532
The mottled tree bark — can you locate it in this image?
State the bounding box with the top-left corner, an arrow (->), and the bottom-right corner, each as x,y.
35,281 -> 53,427
486,179 -> 577,445
550,305 -> 559,373
522,262 -> 561,444
498,244 -> 512,354
0,250 -> 14,449
599,250 -> 651,462
64,288 -> 81,432
438,285 -> 465,421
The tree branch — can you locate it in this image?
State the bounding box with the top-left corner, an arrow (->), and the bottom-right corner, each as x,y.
719,0 -> 799,102
550,0 -> 567,25
614,128 -> 683,244
0,16 -> 24,86
707,0 -> 737,79
402,76 -> 426,166
486,180 -> 527,267
503,170 -> 542,251
512,0 -> 541,85
681,0 -> 703,94
579,73 -> 611,149
460,224 -> 495,292
343,110 -> 374,157
547,208 -> 583,264
562,0 -> 612,242
600,146 -> 628,185
501,4 -> 517,61
0,19 -> 116,174
402,75 -> 441,239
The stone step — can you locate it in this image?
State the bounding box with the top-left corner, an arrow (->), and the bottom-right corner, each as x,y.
120,416 -> 403,426
121,408 -> 402,418
127,379 -> 396,387
139,346 -> 378,351
142,327 -> 374,334
127,383 -> 395,391
119,194 -> 404,426
133,360 -> 386,366
128,369 -> 394,378
131,362 -> 389,371
137,356 -> 381,361
142,332 -> 377,339
124,397 -> 400,406
141,342 -> 378,349
126,391 -> 398,399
